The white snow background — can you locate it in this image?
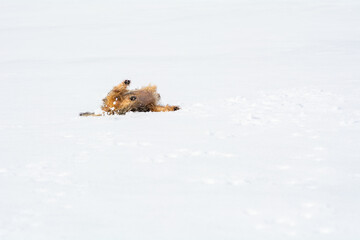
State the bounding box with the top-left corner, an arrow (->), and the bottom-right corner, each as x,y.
1,0 -> 360,239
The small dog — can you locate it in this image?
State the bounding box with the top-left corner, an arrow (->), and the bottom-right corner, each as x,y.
80,80 -> 180,116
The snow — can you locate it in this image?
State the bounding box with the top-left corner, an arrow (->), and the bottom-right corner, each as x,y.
1,0 -> 360,239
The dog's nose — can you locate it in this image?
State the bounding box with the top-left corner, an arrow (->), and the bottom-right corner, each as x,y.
124,80 -> 131,85
130,96 -> 137,101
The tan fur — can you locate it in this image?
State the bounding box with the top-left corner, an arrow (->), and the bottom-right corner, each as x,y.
80,80 -> 180,116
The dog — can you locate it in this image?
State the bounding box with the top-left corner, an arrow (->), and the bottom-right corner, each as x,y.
80,80 -> 180,116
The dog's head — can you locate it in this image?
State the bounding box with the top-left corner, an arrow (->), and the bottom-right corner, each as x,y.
102,80 -> 160,114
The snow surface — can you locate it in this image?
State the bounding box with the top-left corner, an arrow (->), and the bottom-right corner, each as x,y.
1,0 -> 360,239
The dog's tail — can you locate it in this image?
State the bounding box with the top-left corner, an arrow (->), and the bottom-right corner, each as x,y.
79,112 -> 102,117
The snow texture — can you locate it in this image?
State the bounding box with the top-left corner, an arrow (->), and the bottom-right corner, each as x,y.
1,0 -> 360,239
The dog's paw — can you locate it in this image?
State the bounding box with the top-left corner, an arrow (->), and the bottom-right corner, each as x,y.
124,79 -> 131,85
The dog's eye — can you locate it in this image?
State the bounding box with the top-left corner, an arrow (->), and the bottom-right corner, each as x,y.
130,96 -> 137,101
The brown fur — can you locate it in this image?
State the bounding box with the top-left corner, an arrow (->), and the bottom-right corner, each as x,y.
80,80 -> 180,116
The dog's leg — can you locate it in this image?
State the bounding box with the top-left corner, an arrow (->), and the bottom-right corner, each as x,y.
79,112 -> 103,117
150,105 -> 180,112
107,80 -> 131,98
102,80 -> 131,114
